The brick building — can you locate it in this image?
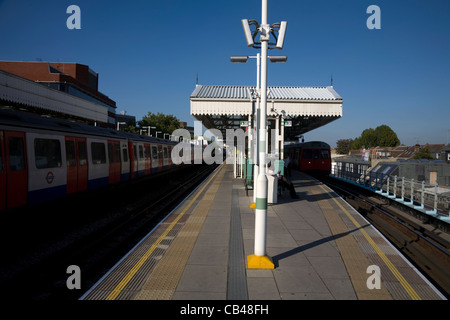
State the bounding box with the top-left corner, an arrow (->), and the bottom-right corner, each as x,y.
0,61 -> 117,127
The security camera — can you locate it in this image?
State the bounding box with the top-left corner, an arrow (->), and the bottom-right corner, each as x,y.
241,19 -> 254,47
276,21 -> 287,49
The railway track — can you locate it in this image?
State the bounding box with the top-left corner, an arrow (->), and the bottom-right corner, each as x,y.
321,176 -> 450,299
0,163 -> 218,301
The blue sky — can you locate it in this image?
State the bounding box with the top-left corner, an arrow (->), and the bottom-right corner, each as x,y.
0,0 -> 449,147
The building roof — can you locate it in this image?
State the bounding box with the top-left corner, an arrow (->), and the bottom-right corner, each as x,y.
191,85 -> 342,101
190,85 -> 343,140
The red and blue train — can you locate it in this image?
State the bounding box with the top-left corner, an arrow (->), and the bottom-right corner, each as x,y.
0,109 -> 196,211
284,141 -> 331,175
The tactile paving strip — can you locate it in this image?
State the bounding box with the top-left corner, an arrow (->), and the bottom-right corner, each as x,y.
134,166 -> 227,300
310,183 -> 444,300
82,165 -> 226,300
309,185 -> 392,300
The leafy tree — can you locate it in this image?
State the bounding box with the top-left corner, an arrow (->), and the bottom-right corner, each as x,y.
122,120 -> 139,134
374,125 -> 400,147
414,148 -> 433,160
336,139 -> 354,155
351,125 -> 400,149
138,112 -> 180,136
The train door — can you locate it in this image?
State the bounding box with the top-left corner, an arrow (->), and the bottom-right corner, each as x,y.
158,144 -> 163,172
4,131 -> 28,209
144,144 -> 151,175
136,143 -> 144,177
133,143 -> 139,177
151,145 -> 158,173
120,142 -> 130,181
162,146 -> 169,170
167,146 -> 172,169
65,137 -> 88,194
128,141 -> 135,180
108,140 -> 121,184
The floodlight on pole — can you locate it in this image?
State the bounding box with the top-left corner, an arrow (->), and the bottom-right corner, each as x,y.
241,19 -> 254,47
269,55 -> 287,63
276,21 -> 287,49
230,56 -> 249,63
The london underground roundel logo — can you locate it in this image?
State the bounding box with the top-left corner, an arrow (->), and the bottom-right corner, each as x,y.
46,171 -> 55,184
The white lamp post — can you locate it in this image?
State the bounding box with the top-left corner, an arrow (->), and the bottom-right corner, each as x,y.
240,0 -> 287,269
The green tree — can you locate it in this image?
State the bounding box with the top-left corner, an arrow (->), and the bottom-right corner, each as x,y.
336,139 -> 354,155
122,119 -> 139,134
414,148 -> 433,160
351,125 -> 400,149
138,112 -> 180,136
374,124 -> 400,147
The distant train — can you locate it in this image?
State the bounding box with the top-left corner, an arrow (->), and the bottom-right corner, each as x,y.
0,109 -> 198,211
285,141 -> 331,175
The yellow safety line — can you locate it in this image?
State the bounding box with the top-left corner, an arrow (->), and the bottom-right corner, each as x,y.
318,184 -> 422,300
105,164 -> 224,300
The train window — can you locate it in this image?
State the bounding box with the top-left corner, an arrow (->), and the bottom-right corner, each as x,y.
302,149 -> 312,159
139,145 -> 144,159
152,146 -> 158,160
66,140 -> 76,167
122,147 -> 128,162
313,150 -> 319,159
320,150 -> 330,159
108,144 -> 114,163
108,143 -> 121,163
114,144 -> 121,163
34,138 -> 62,169
163,147 -> 168,159
8,137 -> 25,171
78,141 -> 87,165
91,142 -> 106,164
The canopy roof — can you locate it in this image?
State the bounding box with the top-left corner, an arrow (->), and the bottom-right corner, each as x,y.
190,85 -> 343,140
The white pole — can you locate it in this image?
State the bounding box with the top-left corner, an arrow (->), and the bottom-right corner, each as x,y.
234,145 -> 237,178
254,0 -> 269,258
253,53 -> 261,204
248,114 -> 252,160
275,112 -> 279,157
280,113 -> 284,162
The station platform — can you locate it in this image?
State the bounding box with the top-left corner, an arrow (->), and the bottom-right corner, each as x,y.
81,164 -> 446,301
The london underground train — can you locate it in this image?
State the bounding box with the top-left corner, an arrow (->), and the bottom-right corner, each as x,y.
284,141 -> 331,175
0,109 -> 194,211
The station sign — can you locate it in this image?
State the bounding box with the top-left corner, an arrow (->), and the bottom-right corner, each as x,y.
284,120 -> 292,127
240,121 -> 249,127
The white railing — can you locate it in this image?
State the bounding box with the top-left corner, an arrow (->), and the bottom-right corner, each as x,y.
331,167 -> 450,222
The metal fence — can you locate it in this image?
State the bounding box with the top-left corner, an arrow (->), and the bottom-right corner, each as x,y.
331,167 -> 450,220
